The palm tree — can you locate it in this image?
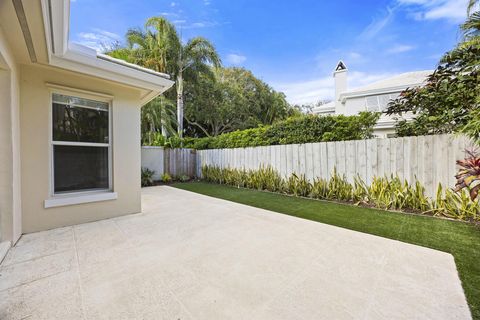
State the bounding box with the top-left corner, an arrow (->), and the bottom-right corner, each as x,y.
462,12 -> 480,43
110,17 -> 221,138
174,35 -> 221,137
141,96 -> 177,142
468,0 -> 479,15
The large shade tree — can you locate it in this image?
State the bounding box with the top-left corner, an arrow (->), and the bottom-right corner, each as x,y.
183,67 -> 294,137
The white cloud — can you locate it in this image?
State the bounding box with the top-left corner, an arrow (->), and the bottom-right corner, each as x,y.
359,7 -> 396,40
226,53 -> 246,65
273,71 -> 394,105
173,19 -> 222,29
76,28 -> 121,52
172,19 -> 187,24
387,44 -> 415,53
160,12 -> 179,17
397,0 -> 469,23
170,2 -> 177,7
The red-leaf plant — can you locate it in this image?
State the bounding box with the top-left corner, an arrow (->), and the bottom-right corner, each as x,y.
455,149 -> 480,201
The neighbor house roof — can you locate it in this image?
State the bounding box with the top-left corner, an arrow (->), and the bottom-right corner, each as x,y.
311,101 -> 335,114
340,70 -> 432,102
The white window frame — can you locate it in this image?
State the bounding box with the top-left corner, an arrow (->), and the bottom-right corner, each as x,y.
47,84 -> 114,198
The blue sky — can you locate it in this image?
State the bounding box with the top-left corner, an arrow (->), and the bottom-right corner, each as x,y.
70,0 -> 469,104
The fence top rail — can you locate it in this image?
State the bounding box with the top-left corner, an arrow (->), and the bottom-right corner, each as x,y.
141,146 -> 165,149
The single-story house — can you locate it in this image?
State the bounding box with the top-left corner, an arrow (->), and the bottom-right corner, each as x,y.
312,61 -> 432,138
0,0 -> 174,258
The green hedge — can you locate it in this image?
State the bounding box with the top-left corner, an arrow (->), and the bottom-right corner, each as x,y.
183,112 -> 380,149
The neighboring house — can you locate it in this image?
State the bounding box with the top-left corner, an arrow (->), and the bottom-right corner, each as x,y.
312,61 -> 432,138
0,0 -> 174,256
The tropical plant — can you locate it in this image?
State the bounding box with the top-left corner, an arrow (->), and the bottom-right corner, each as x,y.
179,175 -> 191,182
141,96 -> 177,144
386,1 -> 480,138
285,174 -> 311,197
161,172 -> 172,183
429,184 -> 479,221
141,167 -> 155,187
386,44 -> 480,136
455,150 -> 480,201
110,16 -> 221,138
200,165 -> 480,222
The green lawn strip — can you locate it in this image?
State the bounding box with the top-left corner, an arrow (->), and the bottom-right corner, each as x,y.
172,181 -> 480,319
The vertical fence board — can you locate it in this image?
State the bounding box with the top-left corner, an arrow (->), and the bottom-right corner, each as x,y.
366,139 -> 377,185
327,142 -> 336,177
298,144 -> 306,176
279,145 -> 287,178
356,140 -> 367,181
305,143 -> 314,181
395,138 -> 405,180
336,141 -> 346,178
312,143 -> 321,179
423,135 -> 434,196
320,142 -> 328,179
346,140 -> 356,182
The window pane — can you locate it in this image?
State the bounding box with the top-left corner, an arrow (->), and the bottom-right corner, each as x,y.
54,146 -> 109,193
52,103 -> 109,143
53,93 -> 108,111
378,94 -> 392,111
365,96 -> 379,112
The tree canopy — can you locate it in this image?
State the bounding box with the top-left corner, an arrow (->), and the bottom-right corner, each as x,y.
184,67 -> 295,137
108,16 -> 295,142
386,4 -> 480,144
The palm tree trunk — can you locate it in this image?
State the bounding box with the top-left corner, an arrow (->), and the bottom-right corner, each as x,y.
176,71 -> 184,138
160,99 -> 168,138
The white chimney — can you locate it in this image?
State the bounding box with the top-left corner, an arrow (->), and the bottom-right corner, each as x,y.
333,60 -> 347,103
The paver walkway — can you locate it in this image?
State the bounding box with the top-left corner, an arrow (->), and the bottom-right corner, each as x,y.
0,186 -> 471,319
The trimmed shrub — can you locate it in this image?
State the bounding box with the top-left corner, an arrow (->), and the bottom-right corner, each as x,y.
209,113 -> 377,149
148,112 -> 380,150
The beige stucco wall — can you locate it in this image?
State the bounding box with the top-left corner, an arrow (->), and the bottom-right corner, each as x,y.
20,64 -> 142,233
0,25 -> 22,244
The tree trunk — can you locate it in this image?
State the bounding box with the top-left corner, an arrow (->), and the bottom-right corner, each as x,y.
176,72 -> 184,138
160,101 -> 168,138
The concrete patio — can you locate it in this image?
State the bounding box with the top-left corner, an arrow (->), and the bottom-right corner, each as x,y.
0,186 -> 471,319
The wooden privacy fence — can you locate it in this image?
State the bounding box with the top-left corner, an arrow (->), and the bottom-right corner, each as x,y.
141,147 -> 197,179
195,134 -> 475,197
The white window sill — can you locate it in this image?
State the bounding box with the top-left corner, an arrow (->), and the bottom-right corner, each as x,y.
44,192 -> 118,208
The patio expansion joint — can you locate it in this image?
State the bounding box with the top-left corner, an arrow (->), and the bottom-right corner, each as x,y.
0,249 -> 72,268
72,227 -> 88,320
0,268 -> 71,294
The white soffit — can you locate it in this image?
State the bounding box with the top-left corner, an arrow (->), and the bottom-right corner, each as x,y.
39,0 -> 174,99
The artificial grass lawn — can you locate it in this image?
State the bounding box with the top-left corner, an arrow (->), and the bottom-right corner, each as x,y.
172,181 -> 480,319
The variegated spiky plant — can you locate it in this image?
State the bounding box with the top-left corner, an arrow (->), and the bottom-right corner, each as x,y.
455,150 -> 480,201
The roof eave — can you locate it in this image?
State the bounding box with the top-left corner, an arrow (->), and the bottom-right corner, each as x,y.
339,83 -> 424,103
40,0 -> 174,102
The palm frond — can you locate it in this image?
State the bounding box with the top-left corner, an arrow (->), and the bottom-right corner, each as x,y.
462,11 -> 480,41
